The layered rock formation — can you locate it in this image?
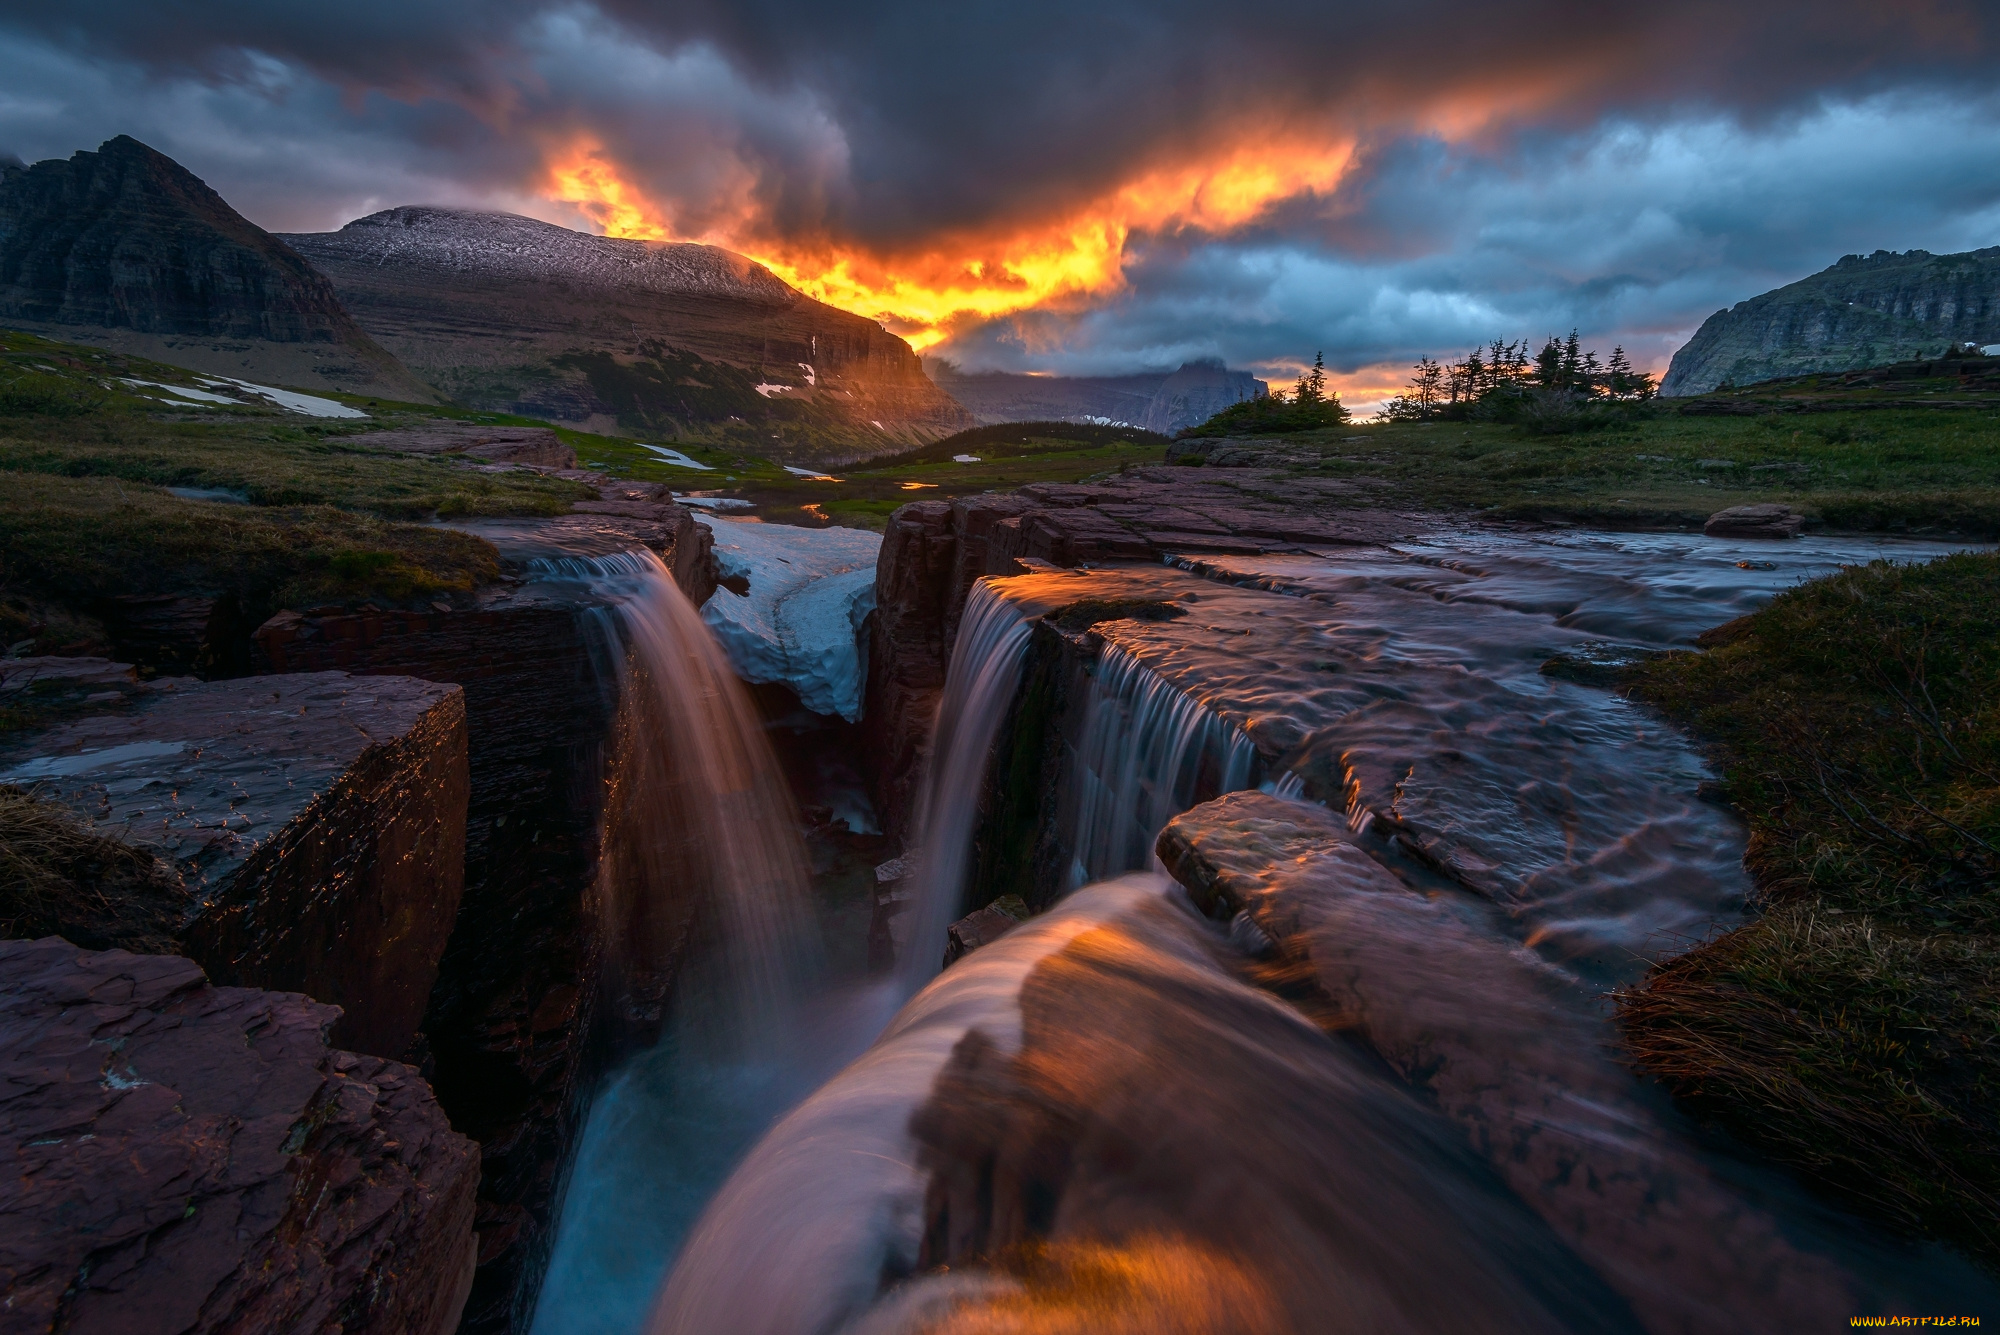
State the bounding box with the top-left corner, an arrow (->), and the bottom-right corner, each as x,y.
863,464 -> 1417,838
279,207 -> 970,448
1663,246 -> 2000,395
255,505 -> 712,1332
0,937 -> 478,1334
0,137 -> 434,402
929,357 -> 1265,433
0,666 -> 467,1062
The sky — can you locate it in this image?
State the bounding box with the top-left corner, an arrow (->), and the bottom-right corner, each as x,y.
3,1 -> 1999,408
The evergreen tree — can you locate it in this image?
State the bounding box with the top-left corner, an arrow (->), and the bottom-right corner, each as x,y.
1295,350 -> 1329,406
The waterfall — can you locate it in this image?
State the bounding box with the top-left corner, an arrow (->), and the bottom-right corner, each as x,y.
1063,642 -> 1259,888
549,548 -> 815,1031
529,548 -> 822,1335
901,582 -> 1033,987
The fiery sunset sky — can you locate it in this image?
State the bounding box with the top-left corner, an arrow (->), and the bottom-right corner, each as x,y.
4,1 -> 1999,404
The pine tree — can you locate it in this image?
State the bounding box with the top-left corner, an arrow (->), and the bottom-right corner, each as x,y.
1295,351 -> 1329,406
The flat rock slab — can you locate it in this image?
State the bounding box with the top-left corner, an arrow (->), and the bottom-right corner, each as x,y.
0,937 -> 478,1335
1703,503 -> 1802,538
0,670 -> 467,1060
348,423 -> 576,469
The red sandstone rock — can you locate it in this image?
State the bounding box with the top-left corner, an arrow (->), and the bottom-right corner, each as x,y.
0,937 -> 478,1335
1703,503 -> 1803,538
0,671 -> 468,1063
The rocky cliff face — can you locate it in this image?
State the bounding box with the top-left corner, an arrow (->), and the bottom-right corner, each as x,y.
0,137 -> 434,402
279,207 -> 970,450
0,937 -> 478,1335
929,357 -> 1266,432
254,511 -> 713,1333
0,666 -> 468,1063
1663,247 -> 2000,395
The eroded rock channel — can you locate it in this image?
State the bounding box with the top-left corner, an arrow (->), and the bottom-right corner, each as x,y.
4,476 -> 1994,1334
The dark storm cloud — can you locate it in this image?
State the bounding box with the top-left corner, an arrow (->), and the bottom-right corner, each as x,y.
1,0 -> 1997,386
2,0 -> 1995,244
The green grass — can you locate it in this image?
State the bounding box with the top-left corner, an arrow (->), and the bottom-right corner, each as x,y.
1184,409 -> 2000,535
0,328 -> 601,649
1618,553 -> 2000,1261
570,423 -> 1171,530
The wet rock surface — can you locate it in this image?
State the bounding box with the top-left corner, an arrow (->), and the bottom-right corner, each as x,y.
864,471 -> 1422,838
0,668 -> 467,1061
0,937 -> 478,1335
1154,792 -> 1976,1332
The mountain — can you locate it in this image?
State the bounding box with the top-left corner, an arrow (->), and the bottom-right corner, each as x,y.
928,358 -> 1266,434
1662,246 -> 2000,396
0,136 -> 435,403
280,208 -> 970,454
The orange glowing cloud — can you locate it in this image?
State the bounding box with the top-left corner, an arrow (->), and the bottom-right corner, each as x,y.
543,134 -> 1357,351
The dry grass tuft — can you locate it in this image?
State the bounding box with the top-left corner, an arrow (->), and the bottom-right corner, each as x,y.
0,785 -> 189,954
1621,551 -> 2000,1262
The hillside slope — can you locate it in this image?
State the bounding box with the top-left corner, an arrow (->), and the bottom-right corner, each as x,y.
1663,247 -> 2000,396
930,357 -> 1265,432
281,208 -> 970,456
0,137 -> 435,403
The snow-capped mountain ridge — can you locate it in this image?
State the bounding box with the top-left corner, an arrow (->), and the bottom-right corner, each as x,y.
286,207 -> 796,304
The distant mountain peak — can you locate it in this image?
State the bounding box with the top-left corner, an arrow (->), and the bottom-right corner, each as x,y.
294,206 -> 797,306
1664,245 -> 2000,395
0,135 -> 434,401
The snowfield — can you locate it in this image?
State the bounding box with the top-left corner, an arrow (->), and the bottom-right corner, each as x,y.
283,206 -> 796,304
698,518 -> 882,721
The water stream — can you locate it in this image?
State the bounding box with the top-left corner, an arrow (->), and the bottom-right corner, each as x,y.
531,529 -> 1996,1335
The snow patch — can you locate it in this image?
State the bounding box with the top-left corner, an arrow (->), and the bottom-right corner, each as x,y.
697,518 -> 882,721
754,383 -> 791,398
203,377 -> 368,418
675,495 -> 755,510
640,444 -> 714,470
783,465 -> 842,481
117,378 -> 234,407
798,362 -> 817,386
952,453 -> 981,463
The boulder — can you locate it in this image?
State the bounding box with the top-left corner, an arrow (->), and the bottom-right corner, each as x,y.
941,895 -> 1028,967
0,937 -> 478,1334
1703,503 -> 1803,539
0,669 -> 468,1061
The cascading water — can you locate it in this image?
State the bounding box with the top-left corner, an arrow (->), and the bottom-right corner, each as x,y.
1062,641 -> 1259,887
900,582 -> 1033,986
525,549 -> 827,1335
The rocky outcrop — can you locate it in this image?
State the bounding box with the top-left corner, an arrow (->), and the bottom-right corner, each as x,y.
255,585 -> 613,1331
1703,503 -> 1803,539
931,357 -> 1266,433
252,520 -> 716,1332
279,207 -> 969,447
0,668 -> 467,1062
0,137 -> 434,402
863,469 -> 1415,839
1663,246 -> 2000,395
0,937 -> 478,1334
